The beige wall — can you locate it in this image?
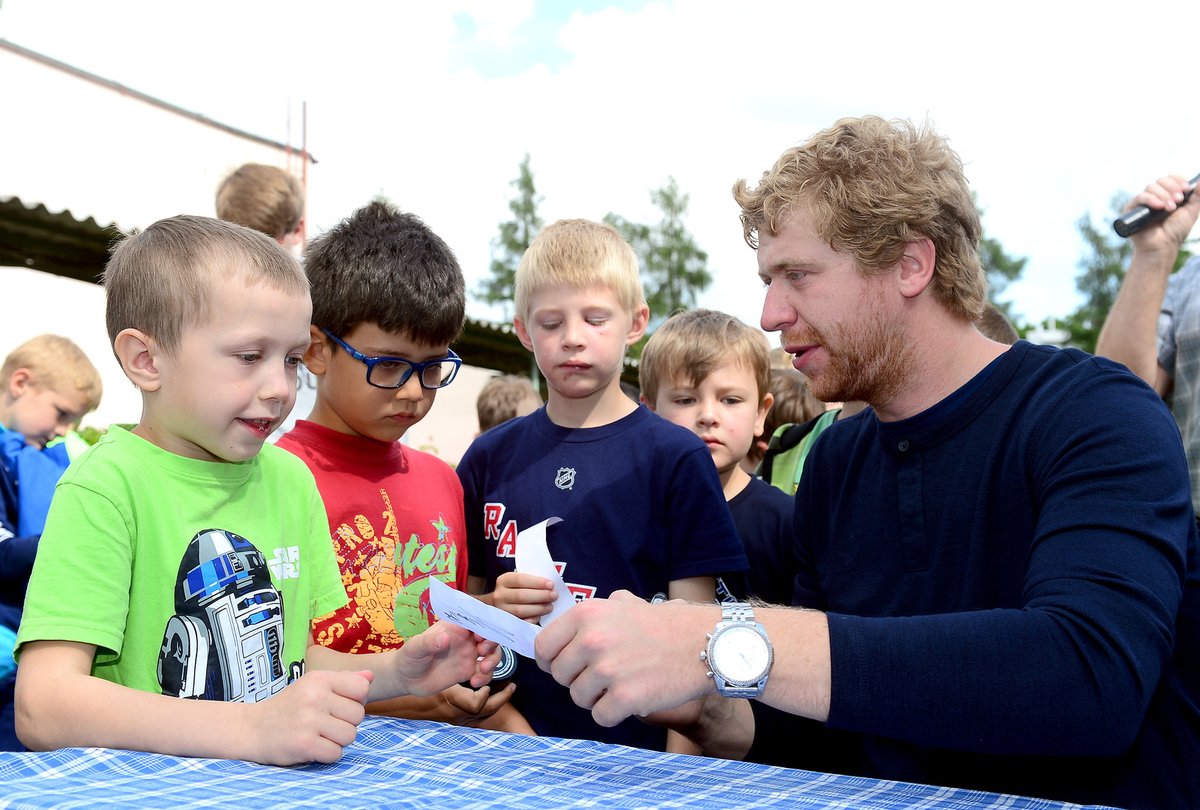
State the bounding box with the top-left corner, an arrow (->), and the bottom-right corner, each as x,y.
2,267 -> 140,431
400,364 -> 497,465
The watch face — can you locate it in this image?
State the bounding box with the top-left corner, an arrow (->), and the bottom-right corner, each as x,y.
711,624 -> 771,685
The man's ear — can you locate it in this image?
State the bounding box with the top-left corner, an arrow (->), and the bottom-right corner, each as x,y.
303,325 -> 330,376
113,329 -> 161,392
513,317 -> 534,352
898,238 -> 936,300
627,304 -> 650,346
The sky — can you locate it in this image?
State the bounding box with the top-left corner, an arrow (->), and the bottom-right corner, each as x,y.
2,0 -> 1199,336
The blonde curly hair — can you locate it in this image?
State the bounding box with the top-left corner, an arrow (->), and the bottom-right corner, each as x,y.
733,116 -> 986,321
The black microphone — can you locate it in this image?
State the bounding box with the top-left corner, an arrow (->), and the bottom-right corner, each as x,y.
1113,172 -> 1200,238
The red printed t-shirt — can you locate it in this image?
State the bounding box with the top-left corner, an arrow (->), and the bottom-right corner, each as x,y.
276,420 -> 468,653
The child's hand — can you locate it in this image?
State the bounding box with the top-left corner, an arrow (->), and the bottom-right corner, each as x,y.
493,571 -> 556,621
440,681 -> 518,726
396,621 -> 500,696
251,669 -> 372,765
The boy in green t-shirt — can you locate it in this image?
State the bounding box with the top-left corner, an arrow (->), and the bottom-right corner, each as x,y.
14,215 -> 497,765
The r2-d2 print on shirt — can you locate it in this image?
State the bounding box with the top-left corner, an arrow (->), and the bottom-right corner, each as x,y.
157,528 -> 288,702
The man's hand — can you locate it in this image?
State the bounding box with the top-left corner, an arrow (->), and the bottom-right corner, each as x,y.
249,669 -> 372,765
534,590 -> 718,727
492,571 -> 556,621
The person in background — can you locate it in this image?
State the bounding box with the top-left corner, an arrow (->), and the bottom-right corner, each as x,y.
276,201 -> 529,734
1094,172 -> 1200,510
746,367 -> 826,481
457,219 -> 747,753
14,215 -> 496,765
215,162 -> 314,439
532,117 -> 1199,809
976,302 -> 1019,345
0,334 -> 102,750
215,163 -> 306,254
640,309 -> 797,606
476,374 -> 543,434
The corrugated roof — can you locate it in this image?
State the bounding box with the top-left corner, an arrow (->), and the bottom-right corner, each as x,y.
0,196 -> 637,383
0,195 -> 121,283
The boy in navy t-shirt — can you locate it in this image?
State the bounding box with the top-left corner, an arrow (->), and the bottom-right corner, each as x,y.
639,309 -> 797,606
457,219 -> 747,752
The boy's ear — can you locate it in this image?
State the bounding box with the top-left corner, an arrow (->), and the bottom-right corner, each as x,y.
626,304 -> 650,346
640,393 -> 655,412
513,317 -> 534,352
6,368 -> 34,399
113,329 -> 161,392
754,391 -> 775,439
302,326 -> 330,376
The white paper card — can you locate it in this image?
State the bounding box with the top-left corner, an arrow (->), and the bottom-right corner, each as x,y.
427,576 -> 540,658
513,516 -> 575,627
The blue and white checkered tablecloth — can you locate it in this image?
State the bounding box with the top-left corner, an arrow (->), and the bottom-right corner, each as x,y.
0,715 -> 1112,810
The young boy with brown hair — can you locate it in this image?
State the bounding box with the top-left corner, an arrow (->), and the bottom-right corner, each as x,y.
214,162 -> 313,440
215,163 -> 306,253
639,309 -> 798,605
457,219 -> 747,751
14,215 -> 496,765
475,373 -> 543,434
276,200 -> 528,733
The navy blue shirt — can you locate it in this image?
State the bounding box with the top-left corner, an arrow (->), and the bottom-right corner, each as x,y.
459,405 -> 747,749
726,476 -> 796,605
750,342 -> 1200,808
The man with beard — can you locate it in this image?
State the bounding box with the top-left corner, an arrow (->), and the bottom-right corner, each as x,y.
532,116 -> 1200,809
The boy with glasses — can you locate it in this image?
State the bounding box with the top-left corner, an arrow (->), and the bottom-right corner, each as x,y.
277,201 -> 531,734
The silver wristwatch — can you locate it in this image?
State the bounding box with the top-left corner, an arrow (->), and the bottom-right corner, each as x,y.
700,603 -> 773,699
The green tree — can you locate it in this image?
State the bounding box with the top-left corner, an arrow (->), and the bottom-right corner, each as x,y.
980,234 -> 1026,324
605,177 -> 712,329
1057,195 -> 1135,353
975,196 -> 1027,325
1059,195 -> 1195,353
477,154 -> 542,320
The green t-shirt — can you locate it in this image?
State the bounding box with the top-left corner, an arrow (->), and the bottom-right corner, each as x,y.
17,426 -> 346,702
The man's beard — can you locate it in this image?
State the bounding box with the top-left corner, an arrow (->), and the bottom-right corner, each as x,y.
786,312 -> 914,408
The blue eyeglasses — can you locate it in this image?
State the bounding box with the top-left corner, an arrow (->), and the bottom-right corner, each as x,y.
321,329 -> 462,390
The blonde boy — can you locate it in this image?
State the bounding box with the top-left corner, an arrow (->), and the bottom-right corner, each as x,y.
1,335 -> 102,750
456,219 -> 747,752
14,216 -> 495,765
0,335 -> 101,451
640,309 -> 798,605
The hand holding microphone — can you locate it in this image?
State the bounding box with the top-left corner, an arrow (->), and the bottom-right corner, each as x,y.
1113,172 -> 1200,238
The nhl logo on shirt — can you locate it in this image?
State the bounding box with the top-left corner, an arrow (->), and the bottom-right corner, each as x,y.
554,467 -> 577,490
